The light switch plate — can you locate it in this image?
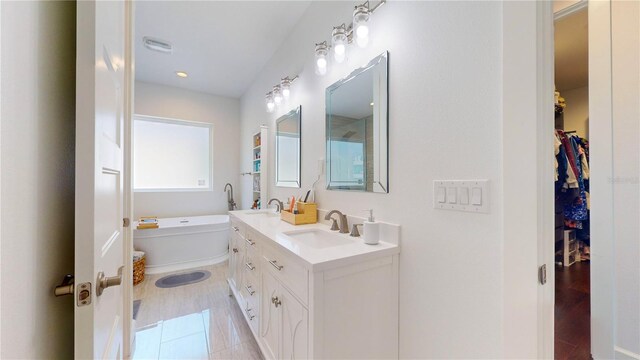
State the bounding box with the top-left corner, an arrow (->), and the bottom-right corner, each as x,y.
433,180 -> 489,213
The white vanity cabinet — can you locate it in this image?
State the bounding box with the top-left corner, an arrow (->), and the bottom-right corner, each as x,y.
227,212 -> 400,359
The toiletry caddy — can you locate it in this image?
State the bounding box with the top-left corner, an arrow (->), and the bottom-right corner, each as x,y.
280,202 -> 317,225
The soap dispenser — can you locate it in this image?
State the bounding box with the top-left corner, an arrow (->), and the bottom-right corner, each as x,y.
363,209 -> 380,245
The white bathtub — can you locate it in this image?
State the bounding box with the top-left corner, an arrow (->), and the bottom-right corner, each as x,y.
133,215 -> 229,274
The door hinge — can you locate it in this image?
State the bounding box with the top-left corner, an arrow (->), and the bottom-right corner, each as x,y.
123,218 -> 130,227
539,264 -> 547,285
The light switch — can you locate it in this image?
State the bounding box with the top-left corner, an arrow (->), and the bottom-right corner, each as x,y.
459,187 -> 469,205
471,187 -> 482,205
434,179 -> 489,213
447,187 -> 457,204
437,186 -> 446,203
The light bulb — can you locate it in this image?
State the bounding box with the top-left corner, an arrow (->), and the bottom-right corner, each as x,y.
280,78 -> 291,99
334,44 -> 345,62
332,25 -> 348,63
353,4 -> 370,48
316,57 -> 327,75
273,86 -> 283,104
265,92 -> 275,113
315,42 -> 329,76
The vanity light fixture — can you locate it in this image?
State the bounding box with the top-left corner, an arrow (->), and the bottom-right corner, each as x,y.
314,0 -> 386,76
315,41 -> 329,76
273,85 -> 283,104
265,92 -> 275,113
264,75 -> 299,113
332,24 -> 348,63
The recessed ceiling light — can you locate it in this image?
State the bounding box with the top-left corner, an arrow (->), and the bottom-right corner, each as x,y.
370,102 -> 374,106
176,71 -> 188,78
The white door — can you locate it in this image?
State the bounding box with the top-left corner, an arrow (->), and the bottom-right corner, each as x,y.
75,1 -> 127,358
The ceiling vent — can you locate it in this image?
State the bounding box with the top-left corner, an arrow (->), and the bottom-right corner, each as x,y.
143,37 -> 172,54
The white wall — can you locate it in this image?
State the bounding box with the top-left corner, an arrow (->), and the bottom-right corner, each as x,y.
0,1 -> 76,358
240,2 -> 505,357
560,86 -> 589,138
134,81 -> 241,219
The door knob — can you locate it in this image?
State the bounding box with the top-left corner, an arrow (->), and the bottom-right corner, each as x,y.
54,274 -> 74,296
96,266 -> 123,296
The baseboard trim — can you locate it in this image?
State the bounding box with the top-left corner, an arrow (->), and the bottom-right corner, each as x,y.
615,346 -> 640,360
145,253 -> 228,274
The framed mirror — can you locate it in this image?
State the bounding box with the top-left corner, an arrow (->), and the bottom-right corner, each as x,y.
326,51 -> 388,192
275,106 -> 301,188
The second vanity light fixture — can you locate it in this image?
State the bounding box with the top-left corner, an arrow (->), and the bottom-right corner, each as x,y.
265,75 -> 299,113
315,0 -> 386,75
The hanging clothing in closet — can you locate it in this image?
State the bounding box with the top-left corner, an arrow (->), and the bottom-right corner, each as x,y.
555,130 -> 590,244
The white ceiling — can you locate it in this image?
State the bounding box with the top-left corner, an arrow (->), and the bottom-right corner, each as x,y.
135,1 -> 311,98
554,7 -> 588,91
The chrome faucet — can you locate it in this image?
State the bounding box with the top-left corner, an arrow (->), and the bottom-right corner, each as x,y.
324,210 -> 349,234
224,183 -> 237,211
267,198 -> 284,213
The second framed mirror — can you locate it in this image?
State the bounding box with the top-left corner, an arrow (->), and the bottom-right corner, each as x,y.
275,106 -> 301,188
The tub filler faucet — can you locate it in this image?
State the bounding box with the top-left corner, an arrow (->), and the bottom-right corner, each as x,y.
224,183 -> 237,211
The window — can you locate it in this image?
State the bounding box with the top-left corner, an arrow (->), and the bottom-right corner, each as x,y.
133,116 -> 213,191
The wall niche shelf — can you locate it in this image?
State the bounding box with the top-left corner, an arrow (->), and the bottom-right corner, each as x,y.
251,126 -> 268,209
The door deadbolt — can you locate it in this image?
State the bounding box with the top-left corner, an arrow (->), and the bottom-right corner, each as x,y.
96,266 -> 124,296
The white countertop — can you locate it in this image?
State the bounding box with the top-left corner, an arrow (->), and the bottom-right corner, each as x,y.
230,209 -> 400,271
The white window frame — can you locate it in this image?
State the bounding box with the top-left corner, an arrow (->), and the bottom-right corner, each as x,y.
133,114 -> 214,192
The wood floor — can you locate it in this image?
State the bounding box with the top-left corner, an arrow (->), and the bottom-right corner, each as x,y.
555,261 -> 591,360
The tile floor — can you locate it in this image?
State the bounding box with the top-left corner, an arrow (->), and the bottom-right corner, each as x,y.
132,261 -> 263,360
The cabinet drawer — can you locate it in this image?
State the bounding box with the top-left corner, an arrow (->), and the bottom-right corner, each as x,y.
242,268 -> 260,302
244,249 -> 261,277
230,217 -> 245,238
244,228 -> 260,250
240,295 -> 259,333
262,245 -> 308,304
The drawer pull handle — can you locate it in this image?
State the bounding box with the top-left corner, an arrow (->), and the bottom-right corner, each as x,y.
233,226 -> 240,232
245,307 -> 255,320
245,285 -> 255,295
245,262 -> 255,271
232,248 -> 238,253
271,296 -> 281,308
269,260 -> 283,271
245,238 -> 255,246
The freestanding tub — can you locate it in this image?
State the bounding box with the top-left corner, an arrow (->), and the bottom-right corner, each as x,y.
133,215 -> 229,274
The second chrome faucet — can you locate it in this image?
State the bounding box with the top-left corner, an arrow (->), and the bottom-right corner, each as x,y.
324,210 -> 349,234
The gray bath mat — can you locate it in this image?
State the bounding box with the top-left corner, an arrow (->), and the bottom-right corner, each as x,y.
133,300 -> 141,320
155,270 -> 211,289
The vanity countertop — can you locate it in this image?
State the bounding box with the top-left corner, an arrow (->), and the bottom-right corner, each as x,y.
229,209 -> 400,271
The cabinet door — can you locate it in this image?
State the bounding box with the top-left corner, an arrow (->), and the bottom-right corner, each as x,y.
234,247 -> 244,297
261,269 -> 280,360
230,230 -> 244,287
228,231 -> 236,286
281,287 -> 309,360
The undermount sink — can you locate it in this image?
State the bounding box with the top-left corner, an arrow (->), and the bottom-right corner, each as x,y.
282,229 -> 356,249
245,210 -> 279,218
